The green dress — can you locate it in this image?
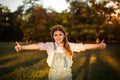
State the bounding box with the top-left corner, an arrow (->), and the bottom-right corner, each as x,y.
48,51 -> 72,80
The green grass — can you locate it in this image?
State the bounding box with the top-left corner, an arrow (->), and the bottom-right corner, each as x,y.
0,42 -> 120,80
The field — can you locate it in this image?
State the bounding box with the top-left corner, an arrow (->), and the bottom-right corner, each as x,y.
0,42 -> 120,80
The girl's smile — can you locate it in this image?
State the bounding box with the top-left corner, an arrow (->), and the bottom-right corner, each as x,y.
53,30 -> 65,45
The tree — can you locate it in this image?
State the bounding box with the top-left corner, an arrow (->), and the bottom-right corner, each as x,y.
0,4 -> 23,41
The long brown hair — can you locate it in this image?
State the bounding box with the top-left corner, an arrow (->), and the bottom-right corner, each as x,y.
51,25 -> 72,58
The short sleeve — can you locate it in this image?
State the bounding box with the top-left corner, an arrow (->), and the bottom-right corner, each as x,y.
38,42 -> 53,51
38,42 -> 51,50
38,42 -> 45,50
69,42 -> 85,52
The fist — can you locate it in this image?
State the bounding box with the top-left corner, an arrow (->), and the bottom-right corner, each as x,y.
99,40 -> 106,49
15,42 -> 22,52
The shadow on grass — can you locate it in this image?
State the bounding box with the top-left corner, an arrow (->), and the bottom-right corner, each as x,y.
0,58 -> 38,76
0,54 -> 47,77
72,49 -> 120,80
72,51 -> 91,80
91,50 -> 120,80
0,42 -> 15,56
0,56 -> 19,65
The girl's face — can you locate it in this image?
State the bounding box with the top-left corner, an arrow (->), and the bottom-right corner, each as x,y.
53,30 -> 65,44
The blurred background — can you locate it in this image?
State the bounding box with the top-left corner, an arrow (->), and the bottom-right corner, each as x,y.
0,0 -> 120,43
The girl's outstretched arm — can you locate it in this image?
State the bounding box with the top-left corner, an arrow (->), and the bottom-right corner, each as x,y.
83,40 -> 106,50
15,42 -> 40,52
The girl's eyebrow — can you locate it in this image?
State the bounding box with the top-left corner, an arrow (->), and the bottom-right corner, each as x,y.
54,34 -> 57,35
59,34 -> 62,35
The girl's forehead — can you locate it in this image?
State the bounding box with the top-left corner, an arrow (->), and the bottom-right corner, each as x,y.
54,30 -> 63,34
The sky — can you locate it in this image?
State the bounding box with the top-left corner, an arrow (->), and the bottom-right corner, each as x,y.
0,0 -> 69,13
0,0 -> 116,13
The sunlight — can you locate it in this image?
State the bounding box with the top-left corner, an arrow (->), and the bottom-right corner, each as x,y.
32,67 -> 49,78
89,54 -> 97,64
111,9 -> 120,17
100,50 -> 120,73
78,57 -> 86,66
42,0 -> 69,13
0,0 -> 69,13
103,56 -> 120,72
106,1 -> 120,18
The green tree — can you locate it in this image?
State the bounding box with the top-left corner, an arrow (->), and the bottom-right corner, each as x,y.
0,4 -> 23,41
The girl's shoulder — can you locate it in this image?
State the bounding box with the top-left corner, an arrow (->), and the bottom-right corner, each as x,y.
68,42 -> 75,45
41,42 -> 54,46
38,42 -> 54,48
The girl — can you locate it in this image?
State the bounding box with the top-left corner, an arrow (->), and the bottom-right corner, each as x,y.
15,25 -> 106,80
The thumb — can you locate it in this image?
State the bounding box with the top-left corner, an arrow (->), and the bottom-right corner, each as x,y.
100,39 -> 104,43
16,41 -> 20,46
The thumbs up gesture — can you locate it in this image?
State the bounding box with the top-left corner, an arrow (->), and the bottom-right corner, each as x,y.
98,40 -> 106,49
15,42 -> 22,52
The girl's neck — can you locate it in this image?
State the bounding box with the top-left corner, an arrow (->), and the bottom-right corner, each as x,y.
56,42 -> 63,46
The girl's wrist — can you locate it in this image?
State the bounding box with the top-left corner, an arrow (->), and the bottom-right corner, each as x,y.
98,44 -> 100,48
21,46 -> 23,50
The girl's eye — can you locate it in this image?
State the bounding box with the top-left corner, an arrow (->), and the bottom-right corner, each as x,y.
54,34 -> 57,36
54,34 -> 63,37
59,34 -> 62,36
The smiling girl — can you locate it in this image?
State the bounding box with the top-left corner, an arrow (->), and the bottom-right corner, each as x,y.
15,24 -> 106,80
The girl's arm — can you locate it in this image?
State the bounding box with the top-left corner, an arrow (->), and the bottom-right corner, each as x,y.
83,40 -> 106,50
15,42 -> 40,52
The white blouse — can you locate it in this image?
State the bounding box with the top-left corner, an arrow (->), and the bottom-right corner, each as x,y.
38,42 -> 85,67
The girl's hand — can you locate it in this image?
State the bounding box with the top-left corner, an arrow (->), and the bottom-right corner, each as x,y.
15,42 -> 22,52
98,40 -> 106,49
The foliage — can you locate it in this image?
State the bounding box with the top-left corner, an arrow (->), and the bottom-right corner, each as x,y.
0,4 -> 23,42
0,0 -> 120,43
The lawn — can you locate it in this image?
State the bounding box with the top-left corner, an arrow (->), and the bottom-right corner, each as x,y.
0,42 -> 120,80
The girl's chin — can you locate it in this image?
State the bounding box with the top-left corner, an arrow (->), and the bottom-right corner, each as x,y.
56,41 -> 63,44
